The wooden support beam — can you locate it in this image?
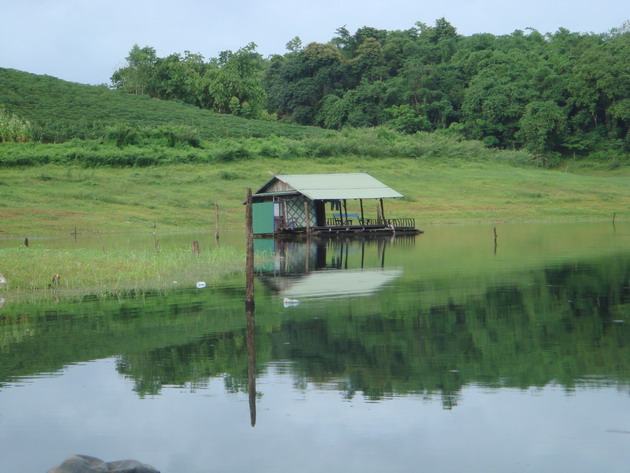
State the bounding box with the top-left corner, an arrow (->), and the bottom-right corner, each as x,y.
304,200 -> 311,233
359,199 -> 365,225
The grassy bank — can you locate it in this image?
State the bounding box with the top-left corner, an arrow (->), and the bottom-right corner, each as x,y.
0,156 -> 629,238
0,245 -> 245,299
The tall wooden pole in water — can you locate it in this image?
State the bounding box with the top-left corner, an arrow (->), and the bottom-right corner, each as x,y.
246,189 -> 255,306
245,188 -> 256,427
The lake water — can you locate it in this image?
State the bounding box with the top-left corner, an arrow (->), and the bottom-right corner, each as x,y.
1,222 -> 629,473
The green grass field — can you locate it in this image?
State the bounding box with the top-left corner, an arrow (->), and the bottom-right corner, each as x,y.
1,157 -> 629,239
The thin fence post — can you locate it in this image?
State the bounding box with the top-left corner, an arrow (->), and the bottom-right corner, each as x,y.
215,201 -> 220,241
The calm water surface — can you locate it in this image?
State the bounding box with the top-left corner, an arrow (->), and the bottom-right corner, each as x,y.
1,222 -> 629,473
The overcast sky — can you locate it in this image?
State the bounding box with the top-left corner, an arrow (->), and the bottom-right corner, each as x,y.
1,0 -> 627,85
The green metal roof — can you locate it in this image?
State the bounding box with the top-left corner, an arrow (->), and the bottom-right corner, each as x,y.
256,173 -> 403,200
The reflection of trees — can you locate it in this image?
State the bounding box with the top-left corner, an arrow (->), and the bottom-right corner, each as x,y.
2,257 -> 629,408
115,333 -> 247,397
111,258 -> 630,406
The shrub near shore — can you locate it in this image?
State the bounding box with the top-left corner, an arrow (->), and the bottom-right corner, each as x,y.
0,127 -> 536,167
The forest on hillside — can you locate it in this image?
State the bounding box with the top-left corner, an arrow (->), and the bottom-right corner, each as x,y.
108,19 -> 630,158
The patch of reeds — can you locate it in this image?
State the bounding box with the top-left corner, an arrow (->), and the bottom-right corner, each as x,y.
0,245 -> 246,298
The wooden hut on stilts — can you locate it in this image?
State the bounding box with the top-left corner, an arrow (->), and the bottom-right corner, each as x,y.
250,173 -> 421,236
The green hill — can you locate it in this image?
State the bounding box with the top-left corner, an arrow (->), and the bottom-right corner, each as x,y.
2,67 -> 545,168
0,67 -> 323,142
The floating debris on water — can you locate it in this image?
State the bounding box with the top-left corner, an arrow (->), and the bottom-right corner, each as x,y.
283,297 -> 300,307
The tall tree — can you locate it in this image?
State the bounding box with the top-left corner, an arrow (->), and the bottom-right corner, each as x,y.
209,43 -> 267,118
111,45 -> 157,95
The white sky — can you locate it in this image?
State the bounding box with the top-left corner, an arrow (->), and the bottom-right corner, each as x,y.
1,0 -> 628,85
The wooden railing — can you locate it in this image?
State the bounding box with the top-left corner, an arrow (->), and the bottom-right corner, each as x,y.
325,217 -> 416,227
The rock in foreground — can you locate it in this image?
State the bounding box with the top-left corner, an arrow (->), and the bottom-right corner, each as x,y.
47,455 -> 160,473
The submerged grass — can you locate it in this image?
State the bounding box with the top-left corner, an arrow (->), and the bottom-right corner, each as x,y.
0,245 -> 245,297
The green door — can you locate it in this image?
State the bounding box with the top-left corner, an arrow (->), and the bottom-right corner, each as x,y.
253,202 -> 275,234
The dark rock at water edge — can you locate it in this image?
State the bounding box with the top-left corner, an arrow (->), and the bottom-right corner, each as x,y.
47,455 -> 160,473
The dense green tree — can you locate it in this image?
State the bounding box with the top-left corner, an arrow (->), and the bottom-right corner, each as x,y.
111,45 -> 157,95
151,51 -> 213,108
384,104 -> 431,134
461,48 -> 541,147
208,43 -> 267,118
266,42 -> 348,124
516,100 -> 567,154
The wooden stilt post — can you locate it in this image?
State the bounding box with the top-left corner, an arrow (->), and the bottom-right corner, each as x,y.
380,198 -> 386,224
304,201 -> 311,234
359,199 -> 365,225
